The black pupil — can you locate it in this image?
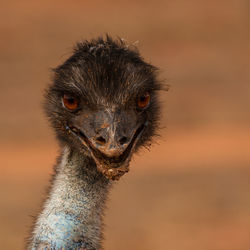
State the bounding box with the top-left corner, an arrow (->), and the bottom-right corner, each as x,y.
67,97 -> 75,104
140,96 -> 146,102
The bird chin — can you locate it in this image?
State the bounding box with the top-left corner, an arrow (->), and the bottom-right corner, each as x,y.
92,154 -> 131,181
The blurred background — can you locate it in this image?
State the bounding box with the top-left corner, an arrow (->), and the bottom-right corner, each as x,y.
0,0 -> 250,249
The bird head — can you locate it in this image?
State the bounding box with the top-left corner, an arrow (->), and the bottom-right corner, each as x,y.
44,36 -> 162,180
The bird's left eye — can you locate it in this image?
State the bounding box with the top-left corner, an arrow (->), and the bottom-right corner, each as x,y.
137,92 -> 150,109
62,94 -> 79,111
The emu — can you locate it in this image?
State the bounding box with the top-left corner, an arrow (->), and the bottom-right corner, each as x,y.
28,36 -> 162,249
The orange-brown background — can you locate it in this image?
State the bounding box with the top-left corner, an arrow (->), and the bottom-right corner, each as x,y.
0,1 -> 250,249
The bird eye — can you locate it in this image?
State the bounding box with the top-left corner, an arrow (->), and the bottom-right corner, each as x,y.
62,94 -> 79,111
137,92 -> 150,109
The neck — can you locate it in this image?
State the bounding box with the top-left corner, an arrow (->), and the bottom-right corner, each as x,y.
29,147 -> 111,250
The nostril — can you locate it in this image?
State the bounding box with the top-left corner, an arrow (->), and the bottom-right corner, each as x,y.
119,136 -> 128,145
95,136 -> 106,145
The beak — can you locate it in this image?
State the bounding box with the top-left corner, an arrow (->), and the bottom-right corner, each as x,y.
79,109 -> 138,157
68,108 -> 146,180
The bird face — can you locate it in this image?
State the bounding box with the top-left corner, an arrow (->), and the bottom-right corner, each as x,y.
62,93 -> 150,180
44,37 -> 162,180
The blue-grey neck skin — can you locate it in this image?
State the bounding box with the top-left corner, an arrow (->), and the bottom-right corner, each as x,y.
28,147 -> 111,250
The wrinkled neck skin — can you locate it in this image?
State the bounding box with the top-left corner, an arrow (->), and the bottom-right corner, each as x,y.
29,147 -> 112,250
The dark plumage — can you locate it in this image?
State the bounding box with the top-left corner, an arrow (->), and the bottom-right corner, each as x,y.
28,36 -> 163,249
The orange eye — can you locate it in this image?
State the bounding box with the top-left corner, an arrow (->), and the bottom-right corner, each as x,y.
62,94 -> 79,111
137,92 -> 150,109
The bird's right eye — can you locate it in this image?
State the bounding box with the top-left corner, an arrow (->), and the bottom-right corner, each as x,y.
62,94 -> 79,111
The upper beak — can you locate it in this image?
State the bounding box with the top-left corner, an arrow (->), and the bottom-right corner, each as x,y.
76,109 -> 138,158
